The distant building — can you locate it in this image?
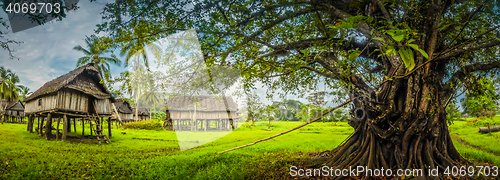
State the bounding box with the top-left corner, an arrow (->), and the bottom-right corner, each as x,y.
164,96 -> 239,131
131,107 -> 149,120
0,99 -> 25,123
111,98 -> 133,123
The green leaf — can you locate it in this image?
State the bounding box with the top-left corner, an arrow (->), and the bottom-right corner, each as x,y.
392,34 -> 405,42
418,49 -> 429,59
235,37 -> 244,44
348,50 -> 361,61
398,48 -> 415,71
407,44 -> 419,50
407,44 -> 429,59
372,37 -> 385,42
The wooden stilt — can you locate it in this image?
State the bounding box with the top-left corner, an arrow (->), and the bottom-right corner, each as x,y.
90,121 -> 93,136
62,114 -> 68,141
82,119 -> 85,137
45,113 -> 52,140
67,117 -> 71,133
56,117 -> 61,140
108,118 -> 112,138
38,117 -> 42,136
73,118 -> 76,132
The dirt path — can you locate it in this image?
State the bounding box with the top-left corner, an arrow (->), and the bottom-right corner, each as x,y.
452,136 -> 500,158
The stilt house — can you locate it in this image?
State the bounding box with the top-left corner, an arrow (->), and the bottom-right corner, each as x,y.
131,107 -> 149,120
111,98 -> 133,123
23,63 -> 115,142
164,96 -> 239,131
0,100 -> 25,123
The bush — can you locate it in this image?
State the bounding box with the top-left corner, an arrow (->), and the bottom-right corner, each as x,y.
122,120 -> 164,131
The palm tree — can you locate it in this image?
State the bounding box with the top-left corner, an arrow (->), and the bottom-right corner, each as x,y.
0,67 -> 22,124
73,35 -> 122,81
140,82 -> 162,120
120,38 -> 161,120
0,67 -> 20,101
18,85 -> 31,102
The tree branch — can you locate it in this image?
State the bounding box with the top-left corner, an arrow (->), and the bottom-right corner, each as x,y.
434,39 -> 500,61
443,60 -> 500,94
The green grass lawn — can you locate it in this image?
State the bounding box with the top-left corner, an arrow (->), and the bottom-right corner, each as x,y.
0,120 -> 352,179
1,117 -> 500,179
448,116 -> 500,166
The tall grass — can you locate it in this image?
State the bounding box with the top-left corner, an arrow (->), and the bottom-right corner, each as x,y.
122,120 -> 164,131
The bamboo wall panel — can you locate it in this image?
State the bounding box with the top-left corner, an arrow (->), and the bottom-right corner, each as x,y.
25,94 -> 58,113
56,90 -> 88,113
95,99 -> 111,115
169,111 -> 238,119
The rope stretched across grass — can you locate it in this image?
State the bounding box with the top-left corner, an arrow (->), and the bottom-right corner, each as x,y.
219,98 -> 356,154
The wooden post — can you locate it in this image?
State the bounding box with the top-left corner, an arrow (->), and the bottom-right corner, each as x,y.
29,115 -> 34,132
27,115 -> 31,132
204,120 -> 207,131
62,114 -> 68,141
38,117 -> 43,136
219,119 -> 222,131
67,117 -> 71,133
73,118 -> 77,132
108,118 -> 112,138
82,118 -> 85,137
90,121 -> 93,136
45,113 -> 52,140
56,117 -> 61,140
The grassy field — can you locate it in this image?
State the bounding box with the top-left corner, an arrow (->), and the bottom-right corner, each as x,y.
1,117 -> 500,179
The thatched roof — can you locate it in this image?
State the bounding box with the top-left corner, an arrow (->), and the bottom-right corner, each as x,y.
0,100 -> 24,111
24,63 -> 115,102
131,107 -> 149,116
165,96 -> 238,112
113,98 -> 133,114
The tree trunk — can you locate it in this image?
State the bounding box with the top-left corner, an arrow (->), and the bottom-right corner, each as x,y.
478,123 -> 500,133
308,67 -> 468,179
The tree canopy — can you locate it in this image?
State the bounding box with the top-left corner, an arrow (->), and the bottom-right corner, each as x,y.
93,0 -> 500,177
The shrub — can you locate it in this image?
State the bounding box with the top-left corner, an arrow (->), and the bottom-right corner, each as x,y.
122,120 -> 164,131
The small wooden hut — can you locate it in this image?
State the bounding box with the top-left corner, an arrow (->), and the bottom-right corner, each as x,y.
111,98 -> 133,123
131,107 -> 149,120
23,63 -> 115,142
164,96 -> 239,131
0,100 -> 25,123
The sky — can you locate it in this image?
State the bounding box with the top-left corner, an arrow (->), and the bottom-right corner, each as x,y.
0,0 -> 127,92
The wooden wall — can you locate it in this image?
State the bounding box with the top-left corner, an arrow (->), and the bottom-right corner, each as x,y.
169,111 -> 238,120
95,99 -> 112,115
25,89 -> 112,115
25,93 -> 58,114
119,113 -> 133,120
5,110 -> 23,117
57,90 -> 88,112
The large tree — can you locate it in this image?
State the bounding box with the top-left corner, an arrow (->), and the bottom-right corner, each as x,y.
97,0 -> 500,178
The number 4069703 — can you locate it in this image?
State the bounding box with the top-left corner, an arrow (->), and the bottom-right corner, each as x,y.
5,3 -> 61,14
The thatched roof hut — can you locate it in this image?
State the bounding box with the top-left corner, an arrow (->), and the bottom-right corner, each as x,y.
131,107 -> 149,120
23,63 -> 115,141
165,96 -> 239,131
24,63 -> 115,116
0,99 -> 25,117
111,98 -> 133,121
